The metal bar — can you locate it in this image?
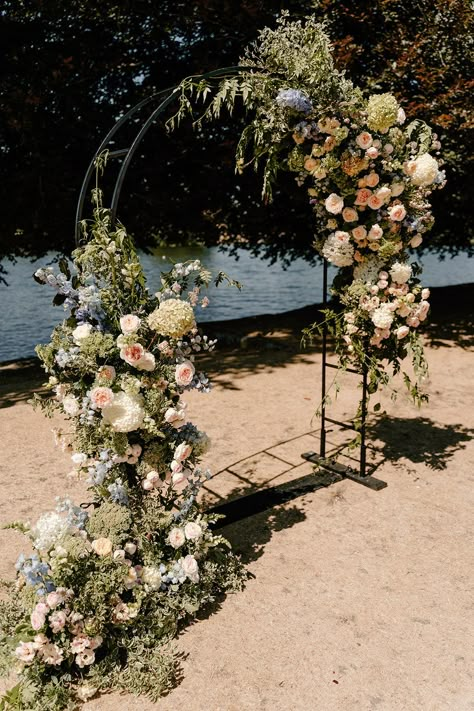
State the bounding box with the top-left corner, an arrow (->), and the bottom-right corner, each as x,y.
326,362 -> 359,375
301,452 -> 387,491
320,259 -> 328,458
325,416 -> 358,432
107,149 -> 130,158
360,363 -> 368,477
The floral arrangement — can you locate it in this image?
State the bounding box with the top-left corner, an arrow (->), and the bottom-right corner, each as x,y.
0,201 -> 244,709
171,13 -> 445,408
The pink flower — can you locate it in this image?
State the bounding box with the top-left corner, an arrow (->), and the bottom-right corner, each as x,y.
76,650 -> 95,668
31,604 -> 48,630
377,186 -> 392,202
356,132 -> 373,149
120,314 -> 141,334
184,522 -> 203,540
354,188 -> 372,205
387,204 -> 407,221
352,226 -> 367,241
172,470 -> 187,486
90,386 -> 114,409
97,365 -> 116,381
120,343 -> 145,366
174,442 -> 193,462
368,224 -> 383,241
367,193 -> 384,210
366,146 -> 379,158
421,288 -> 430,300
342,207 -> 358,223
49,610 -> 67,633
396,326 -> 410,339
181,554 -> 199,582
365,172 -> 380,188
324,193 -> 344,214
406,316 -> 420,328
168,527 -> 186,548
15,641 -> 36,664
410,234 -> 423,248
175,360 -> 195,387
40,642 -> 63,666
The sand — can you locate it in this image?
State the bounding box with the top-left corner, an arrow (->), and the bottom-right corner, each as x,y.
0,284 -> 473,711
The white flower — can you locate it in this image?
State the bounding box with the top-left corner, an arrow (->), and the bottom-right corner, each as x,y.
71,452 -> 87,467
396,326 -> 410,339
184,522 -> 202,541
174,442 -> 193,462
168,527 -> 186,548
148,299 -> 195,338
76,650 -> 95,668
397,107 -> 406,124
164,403 -> 187,428
136,351 -> 155,371
124,542 -> 137,556
322,232 -> 354,267
62,395 -> 80,416
40,642 -> 64,666
120,314 -> 141,334
324,193 -> 344,214
101,391 -> 145,432
408,153 -> 439,187
33,512 -> 70,551
142,566 -> 162,590
91,537 -> 113,556
72,323 -> 93,344
389,262 -> 412,284
97,365 -> 116,382
371,304 -> 394,330
181,554 -> 199,583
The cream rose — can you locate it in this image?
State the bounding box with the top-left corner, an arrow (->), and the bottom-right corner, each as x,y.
90,386 -> 114,409
174,442 -> 193,462
181,554 -> 199,583
356,131 -> 373,149
396,326 -> 410,339
368,224 -> 383,241
120,314 -> 141,334
91,538 -> 113,556
97,365 -> 116,382
367,193 -> 384,210
184,522 -> 203,541
342,207 -> 358,223
62,395 -> 80,416
168,527 -> 186,549
175,360 -> 195,387
365,172 -> 380,188
352,226 -> 367,241
324,193 -> 344,214
354,188 -> 372,205
72,323 -> 93,344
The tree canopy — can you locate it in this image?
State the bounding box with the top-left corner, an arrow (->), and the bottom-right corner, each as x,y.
1,0 -> 472,271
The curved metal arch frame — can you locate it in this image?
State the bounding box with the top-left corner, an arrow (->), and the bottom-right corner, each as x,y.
74,65 -> 384,492
75,66 -> 250,243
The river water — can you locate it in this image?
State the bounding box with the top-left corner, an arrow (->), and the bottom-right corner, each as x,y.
0,246 -> 472,363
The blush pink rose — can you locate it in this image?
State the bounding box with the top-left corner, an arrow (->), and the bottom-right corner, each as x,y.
342,207 -> 358,223
356,132 -> 373,149
175,360 -> 195,387
31,609 -> 47,631
396,326 -> 410,339
90,386 -> 114,409
174,442 -> 193,462
352,226 -> 367,241
97,365 -> 116,382
368,224 -> 383,241
410,234 -> 423,248
387,204 -> 407,221
366,146 -> 379,159
354,188 -> 372,206
365,172 -> 380,188
367,193 -> 384,210
120,343 -> 145,366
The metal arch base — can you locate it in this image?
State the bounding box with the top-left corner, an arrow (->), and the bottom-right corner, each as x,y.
301,451 -> 387,491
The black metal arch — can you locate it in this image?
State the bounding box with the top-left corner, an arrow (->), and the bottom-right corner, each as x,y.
74,66 -> 385,492
75,66 -> 249,243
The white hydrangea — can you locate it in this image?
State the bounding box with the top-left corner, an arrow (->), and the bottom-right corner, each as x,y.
147,299 -> 195,338
353,257 -> 384,284
322,232 -> 354,267
33,512 -> 70,551
409,153 -> 439,187
101,391 -> 145,432
389,262 -> 412,284
371,304 -> 394,330
142,566 -> 162,590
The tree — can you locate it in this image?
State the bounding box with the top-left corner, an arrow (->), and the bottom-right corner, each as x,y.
1,0 -> 472,274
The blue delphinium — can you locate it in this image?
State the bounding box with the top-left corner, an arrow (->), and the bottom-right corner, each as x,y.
16,553 -> 55,595
108,478 -> 129,506
276,88 -> 313,114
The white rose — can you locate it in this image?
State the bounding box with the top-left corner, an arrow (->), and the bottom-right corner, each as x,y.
71,452 -> 87,467
62,395 -> 80,416
184,522 -> 202,541
136,351 -> 156,371
389,262 -> 412,284
181,554 -> 199,582
120,314 -> 141,334
324,193 -> 344,214
72,323 -> 93,344
168,527 -> 186,548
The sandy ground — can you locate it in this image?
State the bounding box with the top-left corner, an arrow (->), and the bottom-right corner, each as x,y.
0,284 -> 473,711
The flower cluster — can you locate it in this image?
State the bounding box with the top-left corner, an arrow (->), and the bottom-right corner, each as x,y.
1,207 -> 244,709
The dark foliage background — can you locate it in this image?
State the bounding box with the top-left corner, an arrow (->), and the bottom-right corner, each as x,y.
1,0 -> 472,270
